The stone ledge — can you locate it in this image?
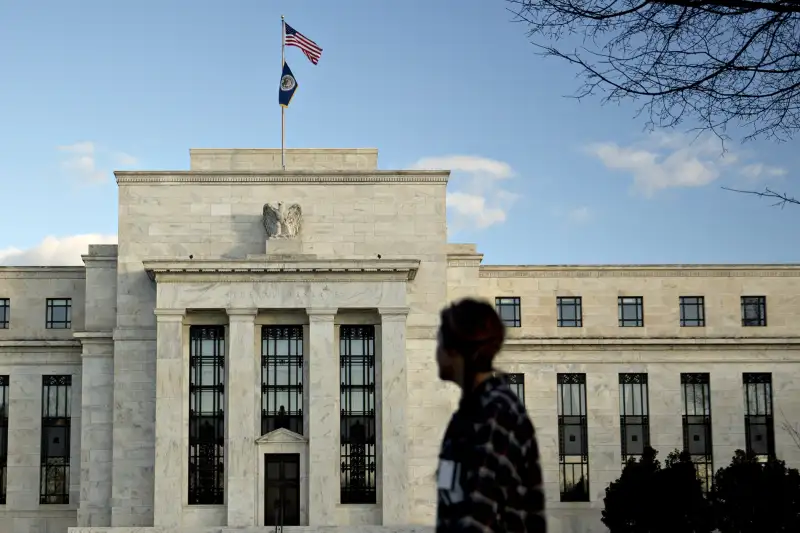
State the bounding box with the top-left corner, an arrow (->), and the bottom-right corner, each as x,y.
115,171 -> 449,184
67,526 -> 435,533
143,258 -> 420,282
0,339 -> 81,348
0,267 -> 85,278
480,264 -> 800,278
505,336 -> 800,348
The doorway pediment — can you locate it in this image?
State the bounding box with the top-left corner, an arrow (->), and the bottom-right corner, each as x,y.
256,427 -> 308,445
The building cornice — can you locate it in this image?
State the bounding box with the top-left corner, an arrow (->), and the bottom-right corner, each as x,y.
504,336 -> 800,349
142,258 -> 420,283
0,339 -> 81,349
115,170 -> 449,184
479,264 -> 800,278
0,267 -> 85,279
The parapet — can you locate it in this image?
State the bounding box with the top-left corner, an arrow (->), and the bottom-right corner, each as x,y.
189,148 -> 379,171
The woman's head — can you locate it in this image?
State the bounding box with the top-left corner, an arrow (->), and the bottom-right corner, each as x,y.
436,298 -> 505,386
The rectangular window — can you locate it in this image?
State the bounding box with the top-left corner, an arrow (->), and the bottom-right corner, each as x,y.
507,373 -> 525,406
680,297 -> 705,327
618,297 -> 643,327
495,297 -> 521,328
619,373 -> 650,463
557,297 -> 583,327
45,298 -> 72,329
741,296 -> 767,327
0,376 -> 8,504
188,326 -> 225,505
262,326 -> 304,435
681,373 -> 713,493
340,325 -> 377,504
557,373 -> 589,502
0,299 -> 9,328
40,375 -> 71,504
743,373 -> 775,460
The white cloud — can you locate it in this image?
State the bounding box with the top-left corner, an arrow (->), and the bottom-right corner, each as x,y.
412,155 -> 519,233
550,205 -> 593,225
57,142 -> 138,184
585,132 -> 786,196
739,163 -> 786,181
567,206 -> 592,224
0,234 -> 117,266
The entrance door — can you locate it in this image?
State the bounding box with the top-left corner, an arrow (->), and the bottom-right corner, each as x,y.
264,453 -> 301,526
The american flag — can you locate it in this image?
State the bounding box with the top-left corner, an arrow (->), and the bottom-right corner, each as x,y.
284,23 -> 323,65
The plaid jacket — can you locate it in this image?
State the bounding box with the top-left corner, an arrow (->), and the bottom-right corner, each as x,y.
436,373 -> 546,533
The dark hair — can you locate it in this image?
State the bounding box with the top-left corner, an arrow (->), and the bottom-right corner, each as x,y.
439,298 -> 505,375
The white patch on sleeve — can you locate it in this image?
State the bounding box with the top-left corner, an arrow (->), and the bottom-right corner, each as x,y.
437,459 -> 465,504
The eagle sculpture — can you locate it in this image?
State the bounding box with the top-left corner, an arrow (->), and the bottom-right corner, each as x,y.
262,202 -> 302,239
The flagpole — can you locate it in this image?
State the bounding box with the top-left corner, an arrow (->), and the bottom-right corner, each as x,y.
281,14 -> 286,170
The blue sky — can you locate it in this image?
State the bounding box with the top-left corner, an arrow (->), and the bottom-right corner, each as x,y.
0,0 -> 797,266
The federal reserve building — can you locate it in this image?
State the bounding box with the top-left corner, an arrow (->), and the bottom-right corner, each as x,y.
0,148 -> 798,533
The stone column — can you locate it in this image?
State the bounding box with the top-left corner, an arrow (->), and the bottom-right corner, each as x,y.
378,307 -> 409,525
75,332 -> 114,527
306,308 -> 338,526
152,309 -> 185,529
6,373 -> 42,513
226,308 -> 258,527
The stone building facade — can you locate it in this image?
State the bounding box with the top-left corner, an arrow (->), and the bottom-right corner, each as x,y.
0,148 -> 798,533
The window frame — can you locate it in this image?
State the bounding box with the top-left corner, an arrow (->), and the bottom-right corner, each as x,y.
680,372 -> 713,493
187,325 -> 225,505
0,299 -> 9,329
40,375 -> 71,504
0,376 -> 8,504
618,296 -> 644,327
261,326 -> 304,436
679,296 -> 706,327
619,373 -> 650,464
340,325 -> 377,504
45,298 -> 72,329
557,296 -> 583,328
507,373 -> 525,406
557,373 -> 590,502
743,372 -> 775,460
495,297 -> 522,328
741,296 -> 767,327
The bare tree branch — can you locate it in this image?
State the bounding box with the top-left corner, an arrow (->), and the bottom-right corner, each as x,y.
507,0 -> 800,142
721,185 -> 800,206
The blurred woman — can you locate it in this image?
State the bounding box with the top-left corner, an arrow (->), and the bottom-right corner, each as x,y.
435,298 -> 546,533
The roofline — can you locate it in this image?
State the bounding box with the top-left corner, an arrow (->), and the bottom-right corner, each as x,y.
478,264 -> 800,270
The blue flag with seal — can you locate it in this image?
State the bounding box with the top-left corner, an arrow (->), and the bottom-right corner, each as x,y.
279,61 -> 298,107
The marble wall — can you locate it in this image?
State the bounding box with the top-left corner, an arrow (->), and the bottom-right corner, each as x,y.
111,148 -> 451,526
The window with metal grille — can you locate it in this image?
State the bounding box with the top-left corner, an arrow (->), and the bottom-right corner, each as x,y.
619,373 -> 650,463
557,373 -> 589,502
557,297 -> 582,327
679,297 -> 705,327
262,326 -> 304,435
45,298 -> 71,329
40,375 -> 71,504
743,373 -> 775,461
0,376 -> 8,504
188,326 -> 225,505
0,299 -> 9,328
507,373 -> 525,406
340,325 -> 377,504
495,297 -> 521,327
741,296 -> 767,327
681,373 -> 713,493
618,297 -> 643,327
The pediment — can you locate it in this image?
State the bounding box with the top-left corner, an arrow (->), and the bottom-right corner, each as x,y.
255,427 -> 307,444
